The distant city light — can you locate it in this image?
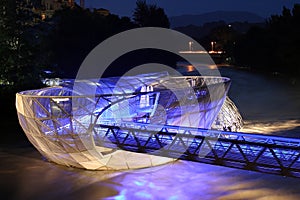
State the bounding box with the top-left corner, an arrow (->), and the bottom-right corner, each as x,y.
188,41 -> 194,51
211,41 -> 216,52
41,13 -> 46,20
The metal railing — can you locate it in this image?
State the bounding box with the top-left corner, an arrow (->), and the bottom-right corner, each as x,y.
93,122 -> 300,178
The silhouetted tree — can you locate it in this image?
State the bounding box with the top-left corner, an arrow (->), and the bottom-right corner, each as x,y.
133,0 -> 170,28
233,4 -> 300,79
0,0 -> 47,139
0,0 -> 44,91
49,6 -> 137,78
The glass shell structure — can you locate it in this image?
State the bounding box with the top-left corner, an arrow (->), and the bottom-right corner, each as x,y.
16,73 -> 243,170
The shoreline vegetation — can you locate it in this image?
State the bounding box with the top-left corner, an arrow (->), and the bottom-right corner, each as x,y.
229,4 -> 300,82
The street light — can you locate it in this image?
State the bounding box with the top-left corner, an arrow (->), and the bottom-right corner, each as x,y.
211,41 -> 216,52
189,41 -> 193,51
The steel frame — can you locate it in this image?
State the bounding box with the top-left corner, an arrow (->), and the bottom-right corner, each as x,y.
94,122 -> 300,178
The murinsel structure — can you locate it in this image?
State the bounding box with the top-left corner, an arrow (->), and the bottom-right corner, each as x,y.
16,73 -> 243,170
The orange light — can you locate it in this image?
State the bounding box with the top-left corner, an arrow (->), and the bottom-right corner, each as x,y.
186,65 -> 194,72
41,14 -> 46,20
208,65 -> 217,69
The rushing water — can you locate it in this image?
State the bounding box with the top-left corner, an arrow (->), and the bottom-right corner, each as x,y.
1,66 -> 300,200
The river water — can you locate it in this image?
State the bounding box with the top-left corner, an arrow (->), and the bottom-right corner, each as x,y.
1,66 -> 300,200
219,67 -> 300,137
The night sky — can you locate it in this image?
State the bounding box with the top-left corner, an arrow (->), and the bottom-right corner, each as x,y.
77,0 -> 300,18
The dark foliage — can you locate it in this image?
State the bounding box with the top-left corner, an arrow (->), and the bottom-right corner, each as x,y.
0,0 -> 49,144
133,0 -> 170,28
0,0 -> 46,91
233,4 -> 300,79
49,6 -> 137,78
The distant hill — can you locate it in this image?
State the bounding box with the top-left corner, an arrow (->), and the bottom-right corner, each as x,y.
174,21 -> 266,40
170,11 -> 265,28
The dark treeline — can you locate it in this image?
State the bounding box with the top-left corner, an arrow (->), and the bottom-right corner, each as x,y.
49,6 -> 137,78
175,4 -> 300,81
0,0 -> 44,92
50,0 -> 170,78
232,4 -> 300,79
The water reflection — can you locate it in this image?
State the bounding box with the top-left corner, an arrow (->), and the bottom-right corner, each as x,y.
2,143 -> 300,200
241,119 -> 300,137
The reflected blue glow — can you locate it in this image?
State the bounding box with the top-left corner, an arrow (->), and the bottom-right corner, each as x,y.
114,189 -> 127,200
135,191 -> 153,199
134,180 -> 145,186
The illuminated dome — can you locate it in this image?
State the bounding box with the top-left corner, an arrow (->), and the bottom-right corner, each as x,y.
16,73 -> 240,170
